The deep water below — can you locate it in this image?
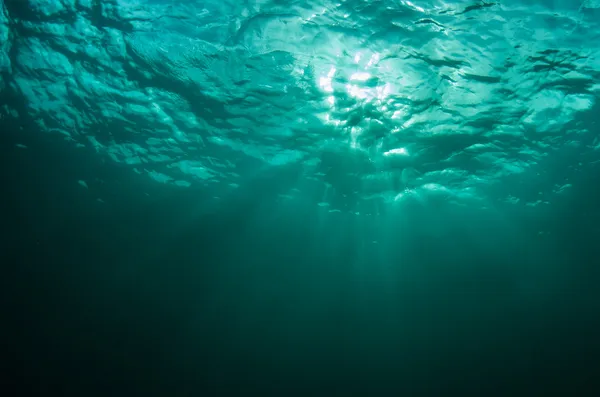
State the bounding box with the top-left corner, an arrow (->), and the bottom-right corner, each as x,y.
2,119 -> 600,397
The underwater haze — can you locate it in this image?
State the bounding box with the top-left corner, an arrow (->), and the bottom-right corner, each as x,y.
1,0 -> 600,396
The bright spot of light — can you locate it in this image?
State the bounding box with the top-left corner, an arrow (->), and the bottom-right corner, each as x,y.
404,0 -> 425,13
346,84 -> 368,99
350,72 -> 371,81
319,66 -> 336,93
367,53 -> 380,68
384,147 -> 409,157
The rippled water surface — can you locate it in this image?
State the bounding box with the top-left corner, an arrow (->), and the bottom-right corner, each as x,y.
2,0 -> 599,214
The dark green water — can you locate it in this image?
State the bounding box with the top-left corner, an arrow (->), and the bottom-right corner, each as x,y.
2,121 -> 600,396
2,0 -> 600,396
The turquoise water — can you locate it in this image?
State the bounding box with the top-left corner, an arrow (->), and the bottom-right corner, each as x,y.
1,0 -> 600,395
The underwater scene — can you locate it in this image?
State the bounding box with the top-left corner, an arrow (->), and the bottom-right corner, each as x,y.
1,0 -> 600,396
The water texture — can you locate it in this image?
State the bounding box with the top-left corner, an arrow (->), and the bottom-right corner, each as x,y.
2,0 -> 599,214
